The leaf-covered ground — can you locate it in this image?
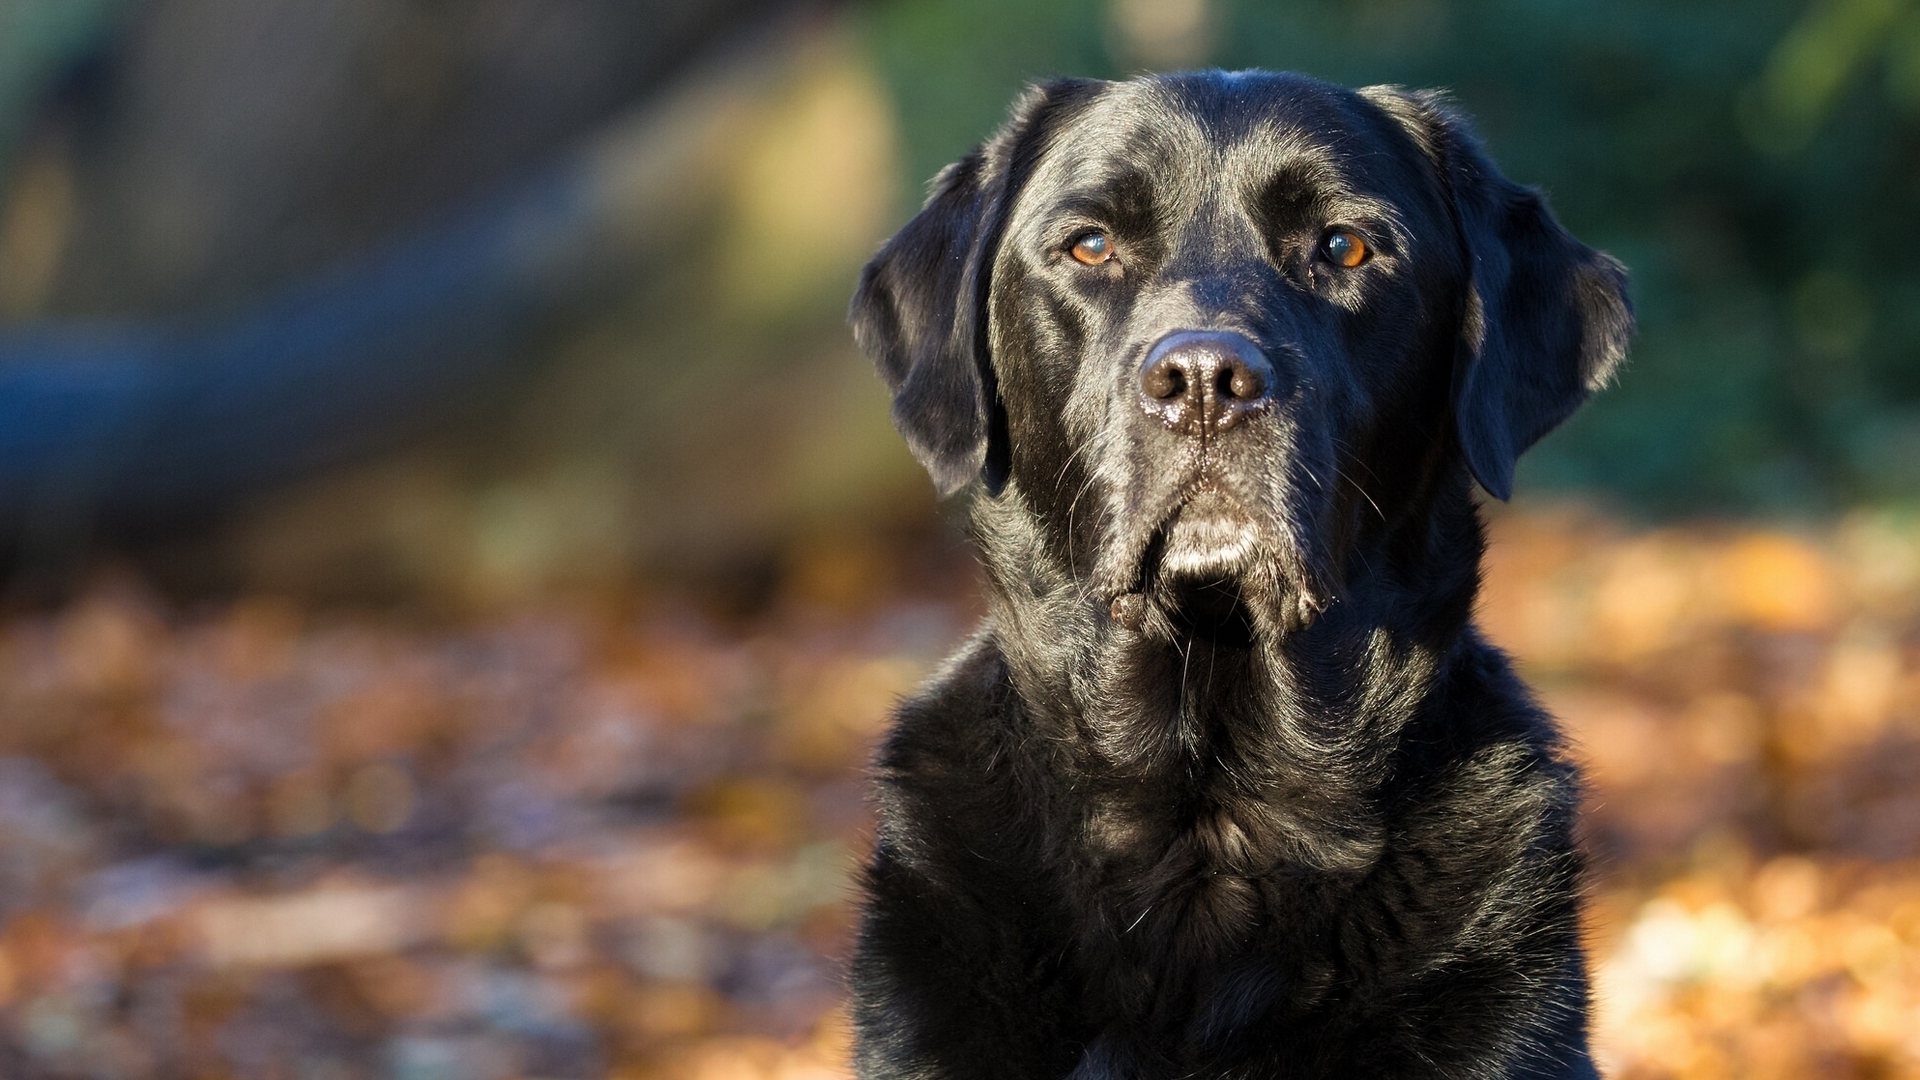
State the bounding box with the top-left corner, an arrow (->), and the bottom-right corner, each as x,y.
0,508 -> 1917,1079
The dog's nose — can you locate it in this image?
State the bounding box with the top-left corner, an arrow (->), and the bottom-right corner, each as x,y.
1138,331 -> 1275,436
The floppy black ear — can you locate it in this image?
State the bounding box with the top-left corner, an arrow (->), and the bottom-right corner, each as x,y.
850,80 -> 1096,498
1364,88 -> 1634,501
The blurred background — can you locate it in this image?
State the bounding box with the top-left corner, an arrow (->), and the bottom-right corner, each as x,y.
0,0 -> 1918,1077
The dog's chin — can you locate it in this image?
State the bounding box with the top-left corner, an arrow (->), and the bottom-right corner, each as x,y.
1155,502 -> 1257,639
1107,492 -> 1319,644
1159,504 -> 1260,583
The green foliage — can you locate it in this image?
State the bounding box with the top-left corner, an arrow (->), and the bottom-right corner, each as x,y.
861,0 -> 1920,514
0,0 -> 131,163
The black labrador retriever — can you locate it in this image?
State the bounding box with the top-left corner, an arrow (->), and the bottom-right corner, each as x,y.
846,70 -> 1631,1080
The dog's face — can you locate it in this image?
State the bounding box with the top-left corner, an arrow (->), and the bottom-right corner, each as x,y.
854,72 -> 1630,639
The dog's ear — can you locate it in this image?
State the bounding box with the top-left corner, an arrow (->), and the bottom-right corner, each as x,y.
850,80 -> 1097,498
1362,87 -> 1633,501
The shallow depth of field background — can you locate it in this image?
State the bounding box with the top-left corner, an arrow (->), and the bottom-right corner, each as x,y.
0,1 -> 1918,1078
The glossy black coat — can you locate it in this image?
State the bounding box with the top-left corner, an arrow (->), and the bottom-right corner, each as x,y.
847,71 -> 1632,1080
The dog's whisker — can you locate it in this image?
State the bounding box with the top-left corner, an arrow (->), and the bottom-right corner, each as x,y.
1202,637 -> 1218,712
1300,461 -> 1326,493
1123,903 -> 1155,935
1063,468 -> 1101,583
1339,463 -> 1387,523
1328,437 -> 1389,524
1051,440 -> 1089,496
1331,438 -> 1387,486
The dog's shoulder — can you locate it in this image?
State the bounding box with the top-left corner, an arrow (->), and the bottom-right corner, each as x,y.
869,628 -> 1043,873
1352,634 -> 1586,968
873,629 -> 1017,787
1393,630 -> 1583,853
1436,629 -> 1581,786
1316,635 -> 1591,1072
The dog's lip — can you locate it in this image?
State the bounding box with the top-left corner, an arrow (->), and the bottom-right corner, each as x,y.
1101,484 -> 1331,637
1157,489 -> 1259,582
1094,475 -> 1302,605
1104,488 -> 1262,607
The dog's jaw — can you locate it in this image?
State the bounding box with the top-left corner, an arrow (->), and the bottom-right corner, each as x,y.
1100,487 -> 1332,641
1159,488 -> 1259,580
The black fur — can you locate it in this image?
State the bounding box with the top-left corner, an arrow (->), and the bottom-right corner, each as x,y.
847,71 -> 1631,1080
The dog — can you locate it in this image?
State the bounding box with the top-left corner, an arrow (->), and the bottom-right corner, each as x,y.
846,70 -> 1631,1079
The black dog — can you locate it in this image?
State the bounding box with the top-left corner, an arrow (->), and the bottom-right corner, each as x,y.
846,71 -> 1631,1080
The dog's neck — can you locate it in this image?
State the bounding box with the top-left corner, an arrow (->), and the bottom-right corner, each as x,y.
970,475 -> 1486,870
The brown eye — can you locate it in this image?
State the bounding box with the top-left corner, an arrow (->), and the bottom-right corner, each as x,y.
1323,230 -> 1368,268
1071,231 -> 1113,265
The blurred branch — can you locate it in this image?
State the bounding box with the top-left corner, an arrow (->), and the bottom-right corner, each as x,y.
0,7 -> 812,554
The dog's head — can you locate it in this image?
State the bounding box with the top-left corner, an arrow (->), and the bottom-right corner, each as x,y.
852,72 -> 1630,639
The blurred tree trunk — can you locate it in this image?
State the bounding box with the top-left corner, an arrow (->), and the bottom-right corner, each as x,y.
31,0 -> 788,318
0,2 -> 927,606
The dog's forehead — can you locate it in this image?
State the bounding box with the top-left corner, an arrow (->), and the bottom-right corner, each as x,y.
1024,73 -> 1431,214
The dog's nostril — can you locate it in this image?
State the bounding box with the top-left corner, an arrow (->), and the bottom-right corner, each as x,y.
1143,364 -> 1185,401
1218,366 -> 1253,402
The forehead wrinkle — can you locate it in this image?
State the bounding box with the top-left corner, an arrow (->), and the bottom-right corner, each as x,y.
1165,80 -> 1423,237
1010,72 -> 1434,258
1152,69 -> 1330,138
1286,96 -> 1450,232
1056,87 -> 1207,171
1223,116 -> 1426,252
1018,94 -> 1219,231
1236,117 -> 1383,195
1139,69 -> 1432,188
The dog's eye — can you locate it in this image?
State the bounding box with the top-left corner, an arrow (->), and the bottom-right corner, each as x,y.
1322,230 -> 1369,268
1070,232 -> 1113,266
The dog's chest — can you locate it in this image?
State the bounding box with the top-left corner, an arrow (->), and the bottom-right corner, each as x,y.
1050,786 -> 1353,1042
1072,784 -> 1325,950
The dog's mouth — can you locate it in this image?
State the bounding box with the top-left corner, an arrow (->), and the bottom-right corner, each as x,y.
1158,487 -> 1260,582
1106,488 -> 1320,641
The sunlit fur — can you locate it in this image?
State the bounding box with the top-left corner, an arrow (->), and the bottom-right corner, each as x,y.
848,71 -> 1631,1080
